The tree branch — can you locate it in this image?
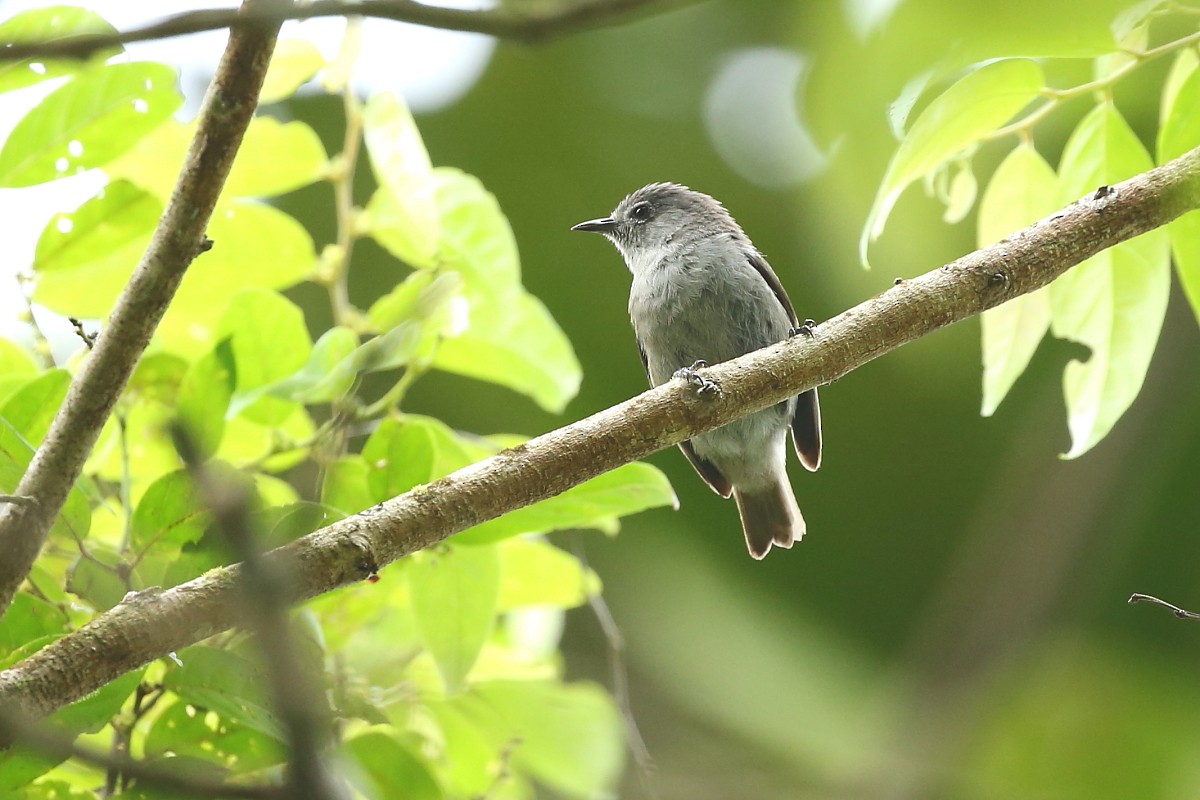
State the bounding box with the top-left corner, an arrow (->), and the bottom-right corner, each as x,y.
2,146 -> 1199,724
0,1 -> 282,615
0,0 -> 702,61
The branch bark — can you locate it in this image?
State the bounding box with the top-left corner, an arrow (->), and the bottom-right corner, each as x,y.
2,145 -> 1198,723
0,2 -> 282,614
0,0 -> 702,61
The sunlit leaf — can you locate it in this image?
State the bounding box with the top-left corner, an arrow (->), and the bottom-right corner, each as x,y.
144,698 -> 287,774
433,168 -> 520,299
0,592 -> 68,652
0,338 -> 38,405
164,646 -> 286,741
0,368 -> 67,446
455,461 -> 676,545
321,456 -> 374,516
130,470 -> 208,563
436,291 -> 581,413
106,115 -> 328,199
1051,103 -> 1169,457
266,326 -> 358,403
496,539 -> 599,611
259,37 -> 326,104
861,59 -> 1043,266
362,415 -> 489,503
31,181 -> 159,315
463,680 -> 624,797
408,545 -> 501,693
159,204 -> 317,355
0,61 -> 181,187
978,143 -> 1057,416
343,730 -> 443,800
363,92 -> 439,267
366,270 -> 463,333
176,339 -> 237,460
0,6 -> 120,93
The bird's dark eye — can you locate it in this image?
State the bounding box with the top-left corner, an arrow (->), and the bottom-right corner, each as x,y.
630,201 -> 652,221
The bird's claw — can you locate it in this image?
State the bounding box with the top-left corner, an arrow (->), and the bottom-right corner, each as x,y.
791,319 -> 817,338
674,360 -> 720,395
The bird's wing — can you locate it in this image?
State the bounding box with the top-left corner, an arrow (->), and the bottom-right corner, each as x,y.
747,252 -> 822,472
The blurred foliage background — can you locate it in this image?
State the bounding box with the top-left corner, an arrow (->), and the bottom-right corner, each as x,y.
3,0 -> 1200,797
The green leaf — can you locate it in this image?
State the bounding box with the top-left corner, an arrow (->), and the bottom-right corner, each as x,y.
343,730 -> 443,800
0,338 -> 38,405
407,545 -> 501,693
424,700 -> 501,796
1158,53 -> 1200,164
456,461 -> 676,545
496,539 -> 599,611
433,168 -> 520,299
131,470 -> 207,559
144,698 -> 287,774
1168,211 -> 1200,327
434,290 -> 581,413
107,116 -> 328,199
321,456 -> 375,516
977,143 -> 1057,416
860,59 -> 1043,266
941,161 -> 977,224
164,646 -> 286,741
0,6 -> 120,94
259,38 -> 326,104
66,545 -> 127,610
0,368 -> 68,446
0,592 -> 68,652
158,202 -> 317,354
0,61 -> 182,187
466,680 -> 624,797
366,270 -> 463,333
0,665 -> 144,790
218,288 -> 311,393
1051,104 -> 1169,458
265,326 -> 358,403
0,398 -> 89,545
362,415 -> 489,503
363,92 -> 439,267
1159,47 -> 1198,131
31,181 -> 160,317
176,340 -> 237,460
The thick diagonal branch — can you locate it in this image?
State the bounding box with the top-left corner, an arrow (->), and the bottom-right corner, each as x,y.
0,1 -> 283,615
2,146 -> 1199,724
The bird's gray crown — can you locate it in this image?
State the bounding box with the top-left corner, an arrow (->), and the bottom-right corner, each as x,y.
580,182 -> 745,259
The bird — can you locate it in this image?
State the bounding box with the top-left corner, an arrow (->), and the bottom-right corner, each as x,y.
572,182 -> 821,559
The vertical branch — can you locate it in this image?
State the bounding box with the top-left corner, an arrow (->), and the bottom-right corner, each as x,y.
0,0 -> 287,616
174,428 -> 343,800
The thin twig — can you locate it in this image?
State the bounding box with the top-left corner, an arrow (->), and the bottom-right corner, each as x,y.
0,495 -> 38,507
1,145 -> 1199,722
0,0 -> 703,61
570,532 -> 658,795
1128,592 -> 1200,619
67,317 -> 97,350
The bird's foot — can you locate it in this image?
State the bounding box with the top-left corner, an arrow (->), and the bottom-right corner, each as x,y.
673,360 -> 720,395
790,319 -> 817,338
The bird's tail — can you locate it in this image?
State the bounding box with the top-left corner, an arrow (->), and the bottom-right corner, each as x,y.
733,478 -> 805,560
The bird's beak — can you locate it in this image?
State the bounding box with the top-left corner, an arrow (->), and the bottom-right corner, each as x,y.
571,216 -> 617,234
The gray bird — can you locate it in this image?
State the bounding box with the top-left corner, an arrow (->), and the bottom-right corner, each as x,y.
572,183 -> 821,559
